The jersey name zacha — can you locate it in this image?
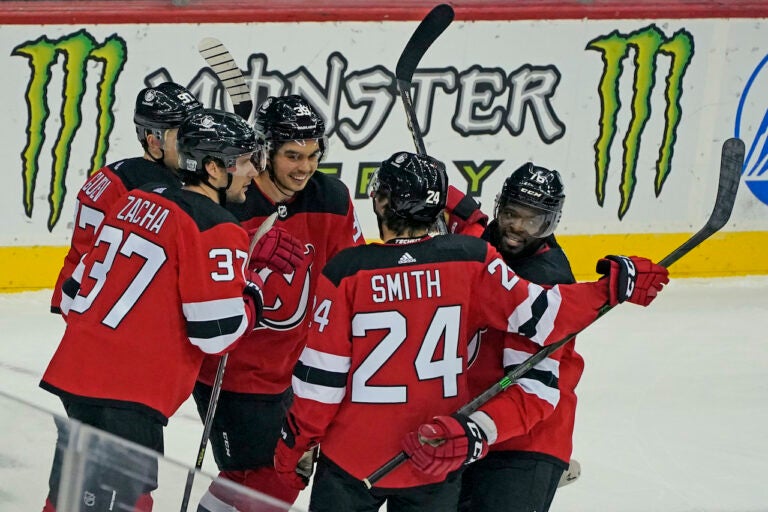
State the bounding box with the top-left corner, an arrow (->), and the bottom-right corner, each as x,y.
115,194 -> 170,234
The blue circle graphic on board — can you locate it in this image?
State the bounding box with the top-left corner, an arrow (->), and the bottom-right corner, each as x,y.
735,54 -> 768,205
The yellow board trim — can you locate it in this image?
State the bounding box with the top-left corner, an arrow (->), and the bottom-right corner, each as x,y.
1,231 -> 766,292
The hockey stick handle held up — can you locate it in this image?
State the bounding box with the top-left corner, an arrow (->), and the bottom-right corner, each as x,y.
362,137 -> 744,489
395,4 -> 454,234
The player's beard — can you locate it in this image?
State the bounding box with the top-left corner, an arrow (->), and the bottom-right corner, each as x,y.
374,199 -> 385,240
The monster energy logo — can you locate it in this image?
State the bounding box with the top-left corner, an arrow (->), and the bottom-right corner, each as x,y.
12,29 -> 127,230
587,25 -> 694,218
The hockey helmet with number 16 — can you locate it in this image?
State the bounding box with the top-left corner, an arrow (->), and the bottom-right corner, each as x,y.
176,109 -> 257,179
252,95 -> 327,170
494,162 -> 565,238
368,151 -> 448,223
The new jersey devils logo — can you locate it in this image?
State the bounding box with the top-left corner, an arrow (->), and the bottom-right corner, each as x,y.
256,243 -> 314,331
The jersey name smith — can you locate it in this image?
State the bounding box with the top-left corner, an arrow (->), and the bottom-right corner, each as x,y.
371,269 -> 442,303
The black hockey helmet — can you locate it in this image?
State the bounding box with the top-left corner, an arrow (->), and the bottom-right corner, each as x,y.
176,108 -> 257,178
368,151 -> 448,223
494,162 -> 565,238
134,82 -> 203,132
252,95 -> 326,169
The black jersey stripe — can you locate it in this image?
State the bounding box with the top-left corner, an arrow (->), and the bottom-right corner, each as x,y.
516,289 -> 550,339
293,360 -> 348,389
502,364 -> 559,390
187,315 -> 245,339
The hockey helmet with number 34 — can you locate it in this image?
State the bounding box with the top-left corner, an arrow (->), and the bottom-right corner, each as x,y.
252,95 -> 327,170
494,162 -> 565,238
368,151 -> 448,223
176,109 -> 257,178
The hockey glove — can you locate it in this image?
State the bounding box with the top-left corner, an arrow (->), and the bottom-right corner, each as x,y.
401,413 -> 489,476
445,185 -> 488,236
274,413 -> 311,491
243,271 -> 264,331
248,226 -> 305,275
597,255 -> 669,307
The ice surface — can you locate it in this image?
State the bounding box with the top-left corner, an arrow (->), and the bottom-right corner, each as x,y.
1,277 -> 766,511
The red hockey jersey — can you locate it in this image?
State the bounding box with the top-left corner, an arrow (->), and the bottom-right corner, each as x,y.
286,234 -> 610,488
197,172 -> 364,394
41,186 -> 254,423
467,235 -> 583,463
51,157 -> 182,313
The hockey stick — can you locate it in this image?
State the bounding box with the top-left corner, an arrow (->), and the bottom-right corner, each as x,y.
363,137 -> 745,488
396,3 -> 453,155
197,37 -> 254,120
396,4 -> 454,234
179,213 -> 277,512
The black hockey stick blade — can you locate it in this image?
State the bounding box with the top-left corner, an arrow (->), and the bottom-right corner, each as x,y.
396,4 -> 454,82
659,137 -> 743,267
362,137 -> 745,489
198,37 -> 254,120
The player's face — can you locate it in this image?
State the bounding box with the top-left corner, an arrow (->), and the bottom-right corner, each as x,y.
270,139 -> 322,194
495,202 -> 543,256
161,128 -> 180,169
226,154 -> 258,204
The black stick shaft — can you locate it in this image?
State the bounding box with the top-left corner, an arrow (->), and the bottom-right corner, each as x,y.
179,354 -> 228,512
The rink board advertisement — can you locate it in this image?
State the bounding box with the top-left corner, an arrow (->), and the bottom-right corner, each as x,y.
1,14 -> 767,290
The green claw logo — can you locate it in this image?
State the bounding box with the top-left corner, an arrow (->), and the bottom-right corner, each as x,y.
12,29 -> 127,230
587,25 -> 694,219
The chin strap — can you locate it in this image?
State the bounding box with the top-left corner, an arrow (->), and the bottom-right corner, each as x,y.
202,174 -> 233,206
148,148 -> 165,165
268,167 -> 296,200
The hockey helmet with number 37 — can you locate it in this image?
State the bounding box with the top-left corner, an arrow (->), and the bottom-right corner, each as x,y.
252,95 -> 327,170
368,151 -> 448,223
176,109 -> 257,178
494,162 -> 565,238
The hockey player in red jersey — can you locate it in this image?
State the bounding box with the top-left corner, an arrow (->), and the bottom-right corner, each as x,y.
446,163 -> 589,512
193,95 -> 364,510
273,151 -> 669,511
50,82 -> 203,314
39,109 -> 301,512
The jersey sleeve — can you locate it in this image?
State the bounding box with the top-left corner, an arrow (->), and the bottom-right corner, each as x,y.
177,220 -> 253,355
471,331 -> 563,444
445,185 -> 488,237
286,272 -> 352,448
328,194 -> 366,258
471,244 -> 609,348
51,168 -> 129,313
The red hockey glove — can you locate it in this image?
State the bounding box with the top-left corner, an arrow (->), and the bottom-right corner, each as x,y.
445,185 -> 488,236
401,414 -> 488,476
248,226 -> 305,275
243,271 -> 264,331
274,414 -> 311,490
597,255 -> 669,307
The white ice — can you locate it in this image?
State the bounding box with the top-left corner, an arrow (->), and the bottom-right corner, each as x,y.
1,277 -> 766,511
